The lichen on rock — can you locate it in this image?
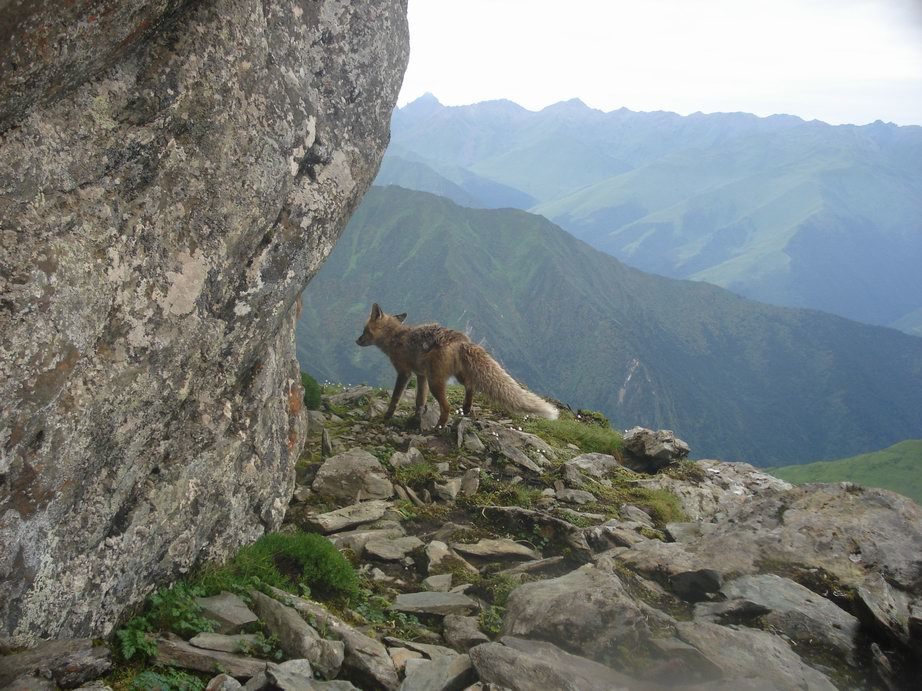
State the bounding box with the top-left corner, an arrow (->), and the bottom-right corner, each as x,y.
0,0 -> 409,644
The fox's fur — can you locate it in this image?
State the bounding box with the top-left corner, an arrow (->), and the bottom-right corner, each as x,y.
356,303 -> 558,427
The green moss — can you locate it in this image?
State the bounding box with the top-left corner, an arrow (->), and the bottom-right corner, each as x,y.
193,531 -> 359,604
660,460 -> 707,483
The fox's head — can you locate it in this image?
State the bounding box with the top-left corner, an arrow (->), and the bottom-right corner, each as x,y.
356,303 -> 407,346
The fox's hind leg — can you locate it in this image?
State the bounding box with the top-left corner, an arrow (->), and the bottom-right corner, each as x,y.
430,378 -> 451,428
462,387 -> 474,416
384,371 -> 410,419
414,375 -> 429,418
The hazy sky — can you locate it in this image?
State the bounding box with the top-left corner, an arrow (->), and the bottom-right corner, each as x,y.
398,0 -> 922,126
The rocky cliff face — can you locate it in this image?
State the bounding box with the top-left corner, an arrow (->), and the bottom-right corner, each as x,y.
0,0 -> 408,644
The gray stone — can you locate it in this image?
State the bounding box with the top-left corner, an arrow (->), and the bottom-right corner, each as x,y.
383,639 -> 457,659
312,448 -> 394,503
720,574 -> 861,663
556,488 -> 596,505
196,592 -> 260,635
478,506 -> 593,562
424,574 -> 453,592
388,647 -> 423,675
190,632 -> 263,654
307,411 -> 327,436
460,468 -> 481,496
392,592 -> 479,617
329,523 -> 406,555
249,591 -> 344,679
442,615 -> 489,651
457,419 -> 486,453
389,447 -> 425,468
400,654 -> 476,691
0,639 -> 112,689
322,428 -> 335,458
155,636 -> 267,679
674,621 -> 836,690
434,478 -> 463,501
303,500 -> 392,534
325,386 -> 375,407
622,427 -> 690,472
0,0 -> 408,643
206,674 -> 243,691
450,538 -> 541,562
469,638 -> 637,691
365,536 -> 424,562
564,453 -> 621,479
263,587 -> 399,691
426,540 -> 478,576
502,558 -> 674,662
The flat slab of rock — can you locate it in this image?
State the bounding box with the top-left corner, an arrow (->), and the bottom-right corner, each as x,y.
196,592 -> 259,635
304,500 -> 392,534
0,639 -> 111,689
155,637 -> 267,679
450,538 -> 540,561
312,448 -> 394,503
556,488 -> 596,505
391,591 -> 479,616
564,453 -> 621,479
470,637 -> 637,691
191,633 -> 263,654
365,536 -> 424,562
425,540 -> 478,576
329,523 -> 406,555
400,654 -> 475,691
442,615 -> 489,652
249,591 -> 343,679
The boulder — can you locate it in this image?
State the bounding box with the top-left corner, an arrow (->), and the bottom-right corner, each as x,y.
450,538 -> 541,562
0,0 -> 409,643
622,427 -> 690,472
190,633 -> 264,654
312,449 -> 395,503
469,637 -> 637,691
365,536 -> 424,562
501,559 -> 674,662
564,453 -> 621,479
154,636 -> 267,679
442,615 -> 489,652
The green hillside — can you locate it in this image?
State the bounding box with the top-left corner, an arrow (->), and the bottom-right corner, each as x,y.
771,440 -> 922,504
384,95 -> 922,332
296,186 -> 922,466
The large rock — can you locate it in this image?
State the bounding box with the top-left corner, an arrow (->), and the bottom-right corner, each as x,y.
622,427 -> 690,472
312,449 -> 395,503
501,558 -> 674,662
0,0 -> 409,643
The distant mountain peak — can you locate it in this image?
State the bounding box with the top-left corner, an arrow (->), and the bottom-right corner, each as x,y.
400,92 -> 443,115
542,97 -> 594,113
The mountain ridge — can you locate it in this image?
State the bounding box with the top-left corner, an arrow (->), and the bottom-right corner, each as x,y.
296,185 -> 922,465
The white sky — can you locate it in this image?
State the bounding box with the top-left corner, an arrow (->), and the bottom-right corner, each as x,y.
397,0 -> 922,126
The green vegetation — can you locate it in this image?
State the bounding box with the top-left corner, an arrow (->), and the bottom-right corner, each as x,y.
393,461 -> 444,489
115,531 -> 358,665
460,473 -> 542,510
128,668 -> 205,691
295,185 -> 922,465
771,440 -> 922,504
523,411 -> 621,456
581,468 -> 686,527
301,371 -> 322,410
194,531 -> 359,603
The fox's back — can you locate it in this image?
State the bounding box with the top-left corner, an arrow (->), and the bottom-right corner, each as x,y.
390,323 -> 468,373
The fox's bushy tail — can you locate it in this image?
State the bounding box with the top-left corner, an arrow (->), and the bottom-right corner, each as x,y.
460,343 -> 558,419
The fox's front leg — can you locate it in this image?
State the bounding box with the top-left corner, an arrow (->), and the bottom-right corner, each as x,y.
414,375 -> 429,418
384,371 -> 410,419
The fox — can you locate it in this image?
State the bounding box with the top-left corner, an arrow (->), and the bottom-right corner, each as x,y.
356,303 -> 558,427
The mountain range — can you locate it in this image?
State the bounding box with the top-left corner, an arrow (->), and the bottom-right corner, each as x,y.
378,94 -> 922,336
296,185 -> 922,466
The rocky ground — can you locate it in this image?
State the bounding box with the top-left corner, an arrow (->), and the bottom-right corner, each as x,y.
2,384 -> 920,690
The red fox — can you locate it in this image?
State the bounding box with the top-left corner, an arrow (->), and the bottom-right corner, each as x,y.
356,303 -> 558,427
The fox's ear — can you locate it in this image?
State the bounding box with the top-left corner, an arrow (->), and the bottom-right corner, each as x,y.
395,313 -> 407,323
370,303 -> 382,320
